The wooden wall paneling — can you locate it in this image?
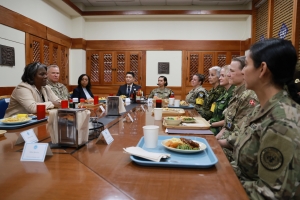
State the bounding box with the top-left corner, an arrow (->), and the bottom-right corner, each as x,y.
181,51 -> 188,100
101,51 -> 114,85
0,87 -> 15,96
141,51 -> 146,93
292,0 -> 300,50
25,33 -> 31,65
46,27 -> 72,48
254,0 -> 269,42
115,51 -> 127,85
86,40 -> 243,51
60,46 -> 68,85
0,6 -> 47,39
267,0 -> 274,38
252,1 -> 257,44
186,52 -> 200,87
87,51 -> 101,85
129,51 -> 142,85
71,38 -> 87,50
216,52 -> 227,67
43,40 -> 50,66
202,52 -> 215,84
30,35 -> 43,63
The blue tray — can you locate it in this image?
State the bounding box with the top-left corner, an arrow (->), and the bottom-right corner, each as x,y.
168,104 -> 194,109
130,135 -> 218,168
0,117 -> 48,130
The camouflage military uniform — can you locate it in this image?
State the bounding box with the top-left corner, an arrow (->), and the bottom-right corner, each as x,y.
210,85 -> 235,135
198,85 -> 224,120
220,84 -> 259,161
47,80 -> 69,100
231,90 -> 300,199
148,87 -> 173,99
185,85 -> 208,112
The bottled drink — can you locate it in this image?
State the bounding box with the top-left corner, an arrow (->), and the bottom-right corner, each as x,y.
170,91 -> 174,98
73,98 -> 79,108
136,89 -> 141,103
133,89 -> 137,103
154,92 -> 158,99
69,99 -> 74,108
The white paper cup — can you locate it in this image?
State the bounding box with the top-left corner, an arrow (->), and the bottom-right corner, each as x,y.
153,108 -> 163,120
125,98 -> 130,103
143,125 -> 159,148
174,99 -> 180,107
169,98 -> 174,105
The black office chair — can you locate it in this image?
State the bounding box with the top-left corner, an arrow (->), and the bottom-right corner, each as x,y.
0,95 -> 10,119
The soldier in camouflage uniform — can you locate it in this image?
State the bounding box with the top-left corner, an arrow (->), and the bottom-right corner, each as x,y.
148,76 -> 173,99
216,57 -> 259,162
47,65 -> 69,100
210,65 -> 235,135
231,39 -> 300,199
198,66 -> 224,120
185,74 -> 207,112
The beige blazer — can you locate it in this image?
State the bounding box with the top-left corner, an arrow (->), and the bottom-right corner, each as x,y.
4,82 -> 60,117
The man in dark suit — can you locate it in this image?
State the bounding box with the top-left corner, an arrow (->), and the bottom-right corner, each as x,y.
116,72 -> 141,97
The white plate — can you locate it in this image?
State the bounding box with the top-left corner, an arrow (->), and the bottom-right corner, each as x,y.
0,118 -> 32,125
161,139 -> 207,153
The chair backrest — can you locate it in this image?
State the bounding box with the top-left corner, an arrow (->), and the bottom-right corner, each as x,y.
0,95 -> 10,119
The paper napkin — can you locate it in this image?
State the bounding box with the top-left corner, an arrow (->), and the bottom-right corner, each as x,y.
123,147 -> 171,162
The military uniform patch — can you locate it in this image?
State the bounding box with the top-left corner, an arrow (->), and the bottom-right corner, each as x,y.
260,147 -> 283,170
249,99 -> 256,106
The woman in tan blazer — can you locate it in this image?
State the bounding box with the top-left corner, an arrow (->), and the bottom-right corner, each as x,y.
4,62 -> 60,117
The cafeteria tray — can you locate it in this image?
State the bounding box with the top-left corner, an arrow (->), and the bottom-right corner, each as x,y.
130,135 -> 218,168
167,104 -> 194,109
162,117 -> 210,130
0,117 -> 48,130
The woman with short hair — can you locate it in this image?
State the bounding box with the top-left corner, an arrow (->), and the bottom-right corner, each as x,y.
5,62 -> 60,117
198,66 -> 224,120
209,65 -> 235,135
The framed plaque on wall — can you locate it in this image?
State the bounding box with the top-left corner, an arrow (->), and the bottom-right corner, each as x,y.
0,44 -> 15,66
158,62 -> 169,74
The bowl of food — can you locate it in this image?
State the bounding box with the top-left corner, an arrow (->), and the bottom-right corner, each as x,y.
164,116 -> 182,126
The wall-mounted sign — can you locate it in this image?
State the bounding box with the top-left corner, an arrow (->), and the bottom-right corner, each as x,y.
158,62 -> 169,74
0,44 -> 15,66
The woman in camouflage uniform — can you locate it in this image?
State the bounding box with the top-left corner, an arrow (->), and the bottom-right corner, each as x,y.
209,65 -> 235,135
198,66 -> 224,120
185,74 -> 207,112
148,76 -> 173,99
232,39 -> 300,199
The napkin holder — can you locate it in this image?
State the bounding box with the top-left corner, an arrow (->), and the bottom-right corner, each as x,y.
106,96 -> 120,116
57,108 -> 89,148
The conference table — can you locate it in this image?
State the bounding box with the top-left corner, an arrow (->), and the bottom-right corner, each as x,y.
0,104 -> 248,200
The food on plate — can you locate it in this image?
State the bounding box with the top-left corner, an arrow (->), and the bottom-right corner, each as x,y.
181,117 -> 195,122
164,137 -> 200,150
98,97 -> 106,100
1,114 -> 30,123
180,100 -> 189,106
120,95 -> 127,99
164,138 -> 183,148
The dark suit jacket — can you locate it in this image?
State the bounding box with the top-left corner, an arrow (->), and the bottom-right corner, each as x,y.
71,86 -> 94,100
116,84 -> 141,97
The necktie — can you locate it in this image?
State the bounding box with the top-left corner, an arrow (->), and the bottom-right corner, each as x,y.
127,86 -> 130,96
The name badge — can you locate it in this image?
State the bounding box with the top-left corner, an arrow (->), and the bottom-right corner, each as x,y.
99,105 -> 105,112
196,98 -> 204,105
96,129 -> 114,145
210,102 -> 216,112
16,129 -> 38,145
21,143 -> 53,162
